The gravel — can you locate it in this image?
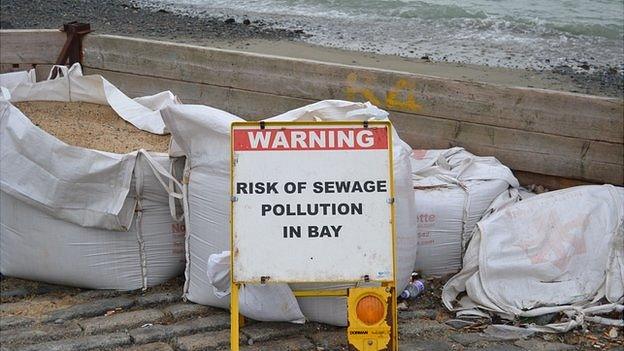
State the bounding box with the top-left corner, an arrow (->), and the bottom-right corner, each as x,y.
15,101 -> 170,154
0,0 -> 302,43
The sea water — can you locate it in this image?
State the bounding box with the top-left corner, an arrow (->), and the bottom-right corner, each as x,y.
144,0 -> 623,71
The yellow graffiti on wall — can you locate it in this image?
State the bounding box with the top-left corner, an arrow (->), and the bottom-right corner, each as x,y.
345,72 -> 422,112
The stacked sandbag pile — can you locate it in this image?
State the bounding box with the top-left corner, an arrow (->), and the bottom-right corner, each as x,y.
443,185 -> 624,332
0,64 -> 185,290
411,147 -> 519,276
161,100 -> 417,326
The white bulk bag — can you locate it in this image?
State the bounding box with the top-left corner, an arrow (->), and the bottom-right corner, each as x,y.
162,104 -> 305,323
207,251 -> 305,323
480,187 -> 535,221
162,100 -> 416,326
0,68 -> 36,99
163,104 -> 241,311
5,63 -> 174,134
442,185 -> 624,332
0,65 -> 185,290
411,148 -> 519,276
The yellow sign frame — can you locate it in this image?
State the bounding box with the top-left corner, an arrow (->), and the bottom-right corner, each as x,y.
230,120 -> 398,350
348,286 -> 393,350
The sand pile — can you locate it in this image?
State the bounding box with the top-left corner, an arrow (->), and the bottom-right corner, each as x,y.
14,101 -> 170,154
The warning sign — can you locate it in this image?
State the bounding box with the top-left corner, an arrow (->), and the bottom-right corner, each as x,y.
231,121 -> 394,283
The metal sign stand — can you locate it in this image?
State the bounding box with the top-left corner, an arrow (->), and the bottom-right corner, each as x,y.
229,121 -> 398,351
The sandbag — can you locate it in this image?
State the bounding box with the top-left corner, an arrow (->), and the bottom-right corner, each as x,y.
162,100 -> 416,326
442,185 -> 624,332
411,148 -> 518,276
0,64 -> 179,229
0,154 -> 186,290
0,68 -> 36,99
207,251 -> 305,323
4,63 -> 175,134
481,187 -> 535,220
0,65 -> 185,290
163,104 -> 241,310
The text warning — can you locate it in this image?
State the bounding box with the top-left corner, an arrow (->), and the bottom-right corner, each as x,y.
231,123 -> 394,283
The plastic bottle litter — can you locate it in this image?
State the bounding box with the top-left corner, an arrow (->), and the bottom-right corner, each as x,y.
400,272 -> 425,300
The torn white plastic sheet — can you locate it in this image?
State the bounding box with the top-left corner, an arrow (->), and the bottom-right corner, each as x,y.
0,66 -> 185,289
442,185 -> 624,332
207,251 -> 232,296
162,100 -> 417,325
207,251 -> 306,323
411,147 -> 519,276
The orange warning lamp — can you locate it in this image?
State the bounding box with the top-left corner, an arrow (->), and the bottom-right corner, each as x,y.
347,287 -> 393,350
356,295 -> 385,325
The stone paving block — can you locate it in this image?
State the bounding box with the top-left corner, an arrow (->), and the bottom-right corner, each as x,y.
1,284 -> 70,300
445,319 -> 478,329
114,341 -> 174,351
0,321 -> 82,345
398,319 -> 449,337
449,332 -> 514,347
450,333 -> 496,348
0,288 -> 30,300
483,325 -> 535,340
240,336 -> 315,351
0,315 -> 35,329
73,289 -> 122,300
14,332 -> 132,351
398,309 -> 438,320
33,284 -> 72,295
129,325 -> 174,344
399,339 -> 459,351
42,297 -> 135,322
162,303 -> 220,320
129,315 -> 230,344
0,301 -> 34,315
514,339 -> 578,351
79,308 -> 166,334
175,329 -> 248,351
243,322 -> 310,341
464,345 -> 524,351
241,322 -> 309,343
136,292 -> 181,307
308,330 -> 347,349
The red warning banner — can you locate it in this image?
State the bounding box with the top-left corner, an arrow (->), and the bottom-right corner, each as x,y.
233,127 -> 388,151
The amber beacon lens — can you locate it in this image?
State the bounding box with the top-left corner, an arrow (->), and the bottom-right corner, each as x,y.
355,295 -> 385,325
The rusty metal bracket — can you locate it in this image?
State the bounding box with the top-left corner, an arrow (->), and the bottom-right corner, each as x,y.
51,22 -> 92,78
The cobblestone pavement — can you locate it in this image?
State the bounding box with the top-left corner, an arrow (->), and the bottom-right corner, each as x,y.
1,276 -> 622,351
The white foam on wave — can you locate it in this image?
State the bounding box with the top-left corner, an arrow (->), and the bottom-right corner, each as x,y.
141,0 -> 624,71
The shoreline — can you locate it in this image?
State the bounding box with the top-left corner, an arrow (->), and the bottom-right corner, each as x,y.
1,0 -> 622,98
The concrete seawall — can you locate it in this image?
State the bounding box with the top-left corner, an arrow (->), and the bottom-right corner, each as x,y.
2,29 -> 622,187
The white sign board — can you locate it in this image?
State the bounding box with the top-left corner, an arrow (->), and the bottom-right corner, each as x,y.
231,121 -> 394,283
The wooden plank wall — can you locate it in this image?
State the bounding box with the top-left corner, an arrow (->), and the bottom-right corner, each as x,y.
1,30 -> 622,187
0,30 -> 65,80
